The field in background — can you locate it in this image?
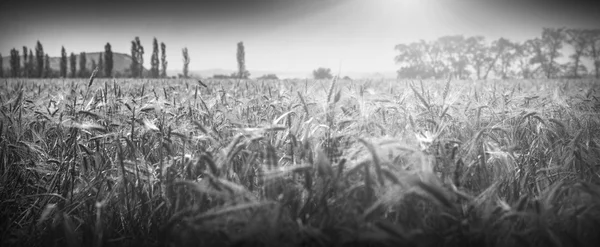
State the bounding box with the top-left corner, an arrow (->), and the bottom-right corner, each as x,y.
1,77 -> 600,247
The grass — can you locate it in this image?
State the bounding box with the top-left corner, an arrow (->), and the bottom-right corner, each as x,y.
0,76 -> 599,247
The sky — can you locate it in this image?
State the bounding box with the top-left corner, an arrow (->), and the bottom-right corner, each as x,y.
1,0 -> 599,78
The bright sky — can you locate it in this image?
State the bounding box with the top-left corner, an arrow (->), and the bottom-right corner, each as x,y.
1,0 -> 599,76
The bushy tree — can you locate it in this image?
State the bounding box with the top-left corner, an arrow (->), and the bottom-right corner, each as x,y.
60,46 -> 67,78
564,29 -> 589,78
257,74 -> 278,80
161,42 -> 167,78
29,49 -> 34,77
35,41 -> 44,78
151,38 -> 159,78
583,29 -> 600,79
395,40 -> 444,79
182,47 -> 189,78
70,52 -> 77,78
236,42 -> 250,79
10,49 -> 20,77
104,43 -> 113,78
530,28 -> 566,79
313,67 -> 333,79
514,41 -> 535,79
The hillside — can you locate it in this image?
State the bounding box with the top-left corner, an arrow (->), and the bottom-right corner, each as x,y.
1,52 -> 149,77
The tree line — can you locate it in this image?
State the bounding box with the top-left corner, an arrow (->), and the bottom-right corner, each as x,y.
395,28 -> 600,79
2,37 -> 252,80
2,42 -> 116,79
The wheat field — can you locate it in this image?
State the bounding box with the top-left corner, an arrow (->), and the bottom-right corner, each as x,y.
1,77 -> 599,247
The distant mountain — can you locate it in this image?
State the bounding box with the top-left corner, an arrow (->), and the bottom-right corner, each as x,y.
1,52 -> 149,77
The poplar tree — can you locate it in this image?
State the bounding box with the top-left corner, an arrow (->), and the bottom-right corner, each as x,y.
60,46 -> 67,78
10,49 -> 20,77
236,42 -> 250,79
151,38 -> 159,78
44,54 -> 51,78
161,42 -> 167,78
130,40 -> 139,78
35,41 -> 44,78
104,43 -> 113,78
0,53 -> 3,78
23,46 -> 29,77
70,52 -> 77,78
98,53 -> 104,77
182,47 -> 189,78
79,52 -> 87,78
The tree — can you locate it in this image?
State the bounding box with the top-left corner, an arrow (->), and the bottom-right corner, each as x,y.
29,49 -> 34,77
10,49 -> 20,77
44,54 -> 51,78
236,42 -> 250,79
480,38 -> 511,79
91,59 -> 97,74
437,35 -> 471,79
60,46 -> 67,78
35,41 -> 44,78
79,52 -> 87,78
98,53 -> 104,77
530,28 -> 566,79
151,38 -> 159,78
182,47 -> 190,78
514,41 -> 535,79
464,36 -> 488,79
583,29 -> 600,79
130,40 -> 139,78
22,46 -> 29,77
394,40 -> 446,79
70,52 -> 77,78
313,67 -> 333,79
565,29 -> 589,78
134,37 -> 144,78
257,74 -> 279,80
395,42 -> 430,79
0,53 -> 3,78
161,42 -> 167,78
494,39 -> 520,79
104,43 -> 113,78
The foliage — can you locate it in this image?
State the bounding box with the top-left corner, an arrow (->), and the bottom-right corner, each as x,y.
313,67 -> 333,79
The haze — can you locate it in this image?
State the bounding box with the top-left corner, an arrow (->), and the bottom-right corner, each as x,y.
1,0 -> 599,78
